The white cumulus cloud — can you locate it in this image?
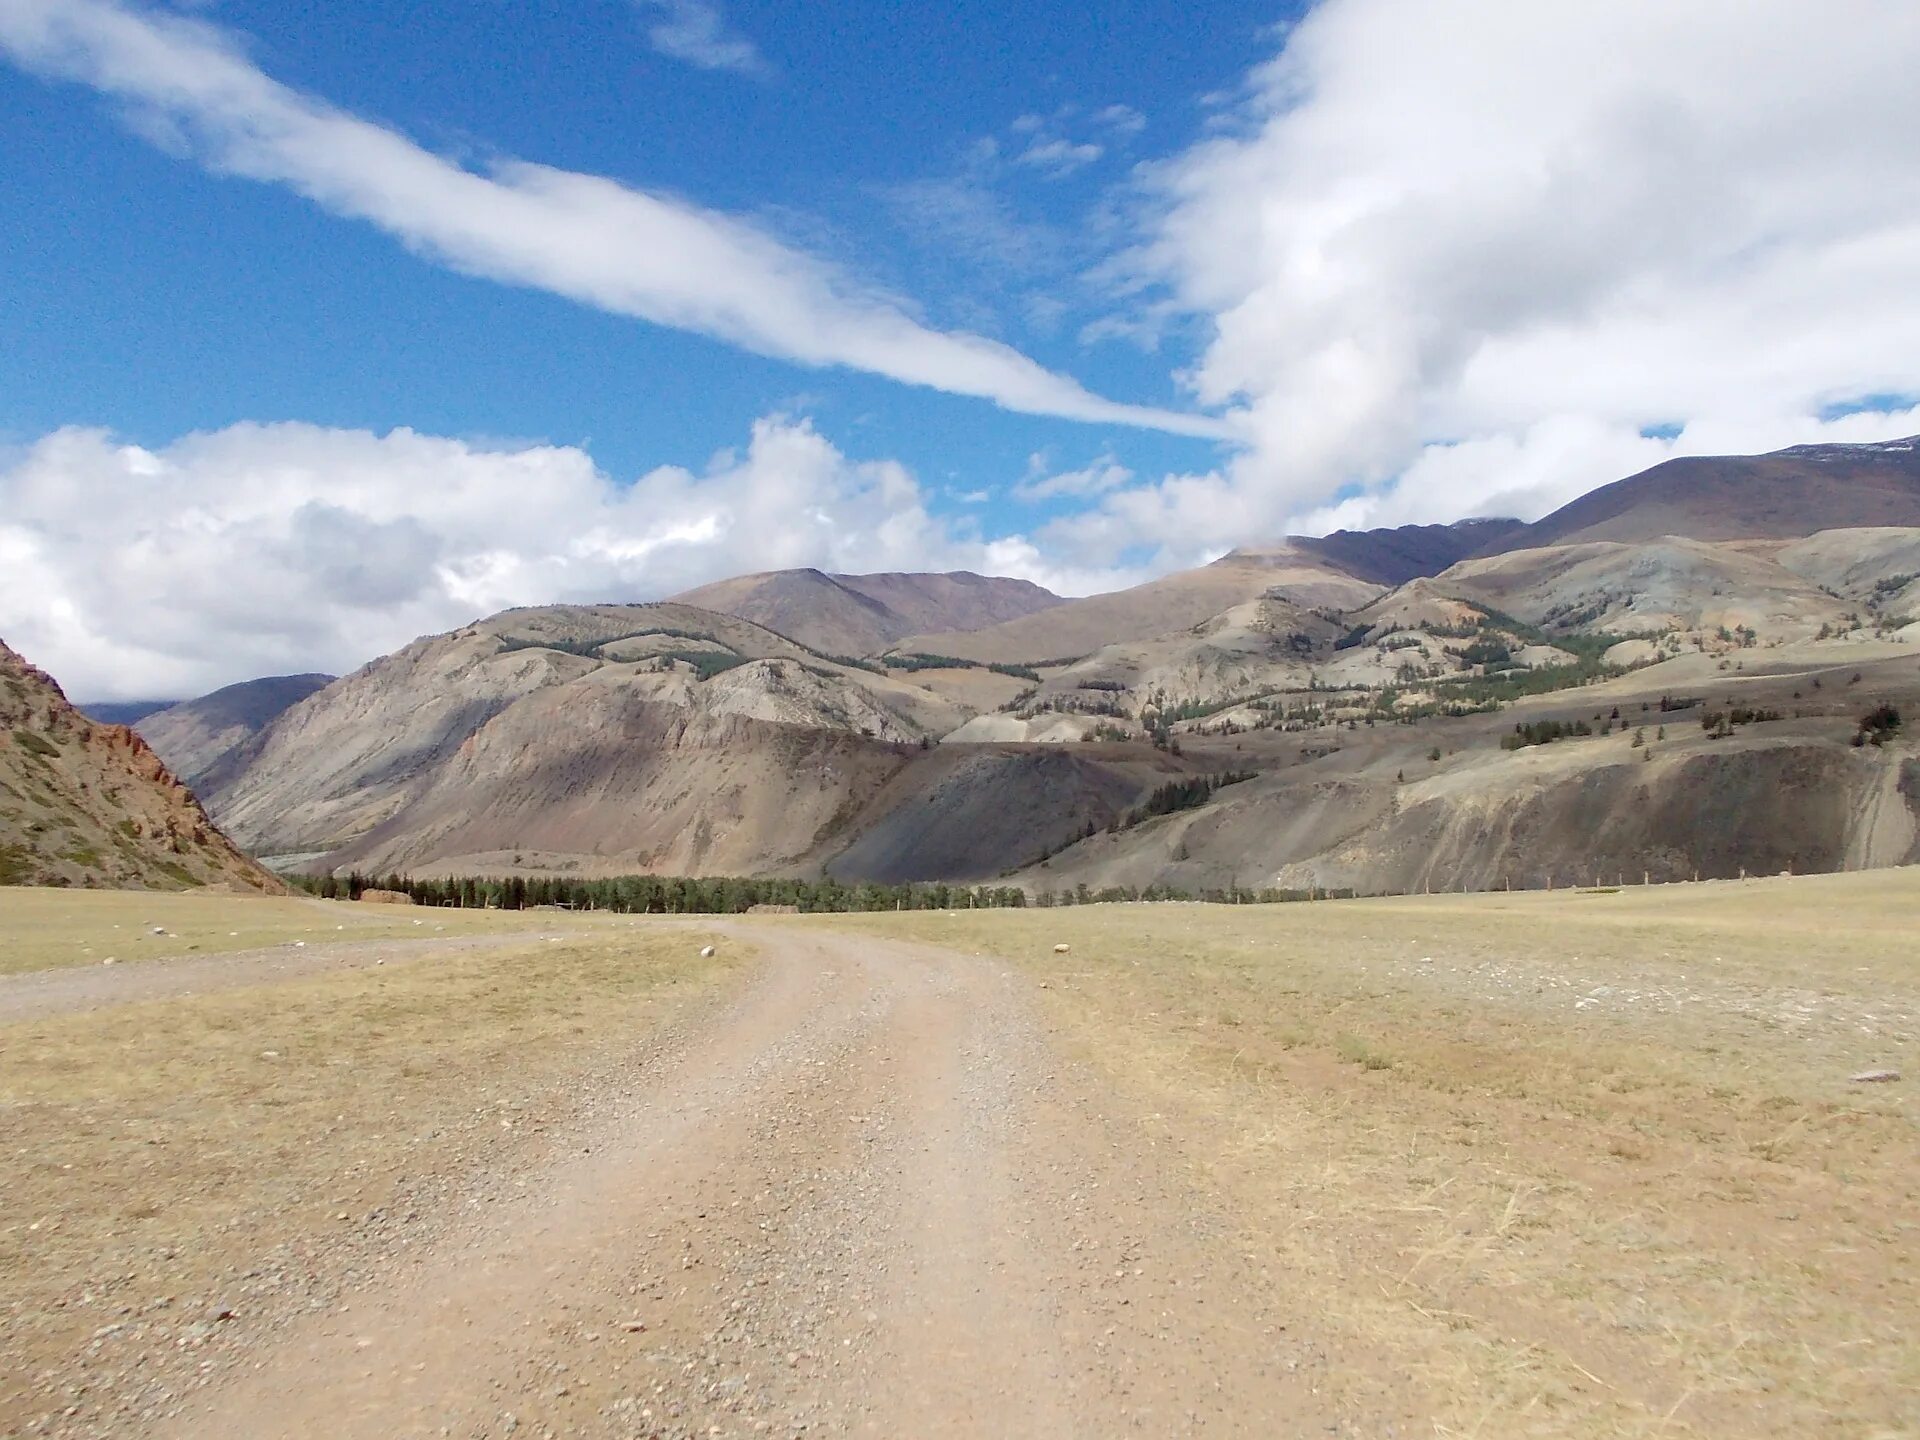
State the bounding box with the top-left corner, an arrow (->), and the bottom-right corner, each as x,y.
0,418 -> 1140,701
0,0 -> 1225,438
1061,0 -> 1920,560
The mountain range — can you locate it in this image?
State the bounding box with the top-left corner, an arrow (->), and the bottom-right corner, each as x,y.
10,434 -> 1920,895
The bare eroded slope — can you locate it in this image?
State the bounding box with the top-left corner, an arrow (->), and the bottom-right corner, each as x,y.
138,672 -> 334,791
0,640 -> 284,892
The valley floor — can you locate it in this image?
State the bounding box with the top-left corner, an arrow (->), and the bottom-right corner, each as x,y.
1,873 -> 1915,1437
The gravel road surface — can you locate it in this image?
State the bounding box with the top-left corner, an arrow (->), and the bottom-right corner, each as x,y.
146,926 -> 1332,1438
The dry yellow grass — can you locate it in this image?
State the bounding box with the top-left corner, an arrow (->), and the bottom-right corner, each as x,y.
0,922 -> 738,1430
828,870 -> 1920,1438
0,887 -> 572,975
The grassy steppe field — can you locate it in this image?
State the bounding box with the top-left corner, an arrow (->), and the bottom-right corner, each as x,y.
829,870 -> 1920,1437
0,887 -> 563,975
0,894 -> 735,1434
1,873 -> 1915,1437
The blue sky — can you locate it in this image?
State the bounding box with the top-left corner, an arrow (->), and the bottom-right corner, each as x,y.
4,0 -> 1919,699
1,0 -> 1281,509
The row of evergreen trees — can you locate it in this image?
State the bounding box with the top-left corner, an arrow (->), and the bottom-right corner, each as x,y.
291,869 -> 1345,912
1119,770 -> 1257,829
1500,717 -> 1594,749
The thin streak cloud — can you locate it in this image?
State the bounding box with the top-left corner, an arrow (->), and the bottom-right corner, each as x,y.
0,0 -> 1228,439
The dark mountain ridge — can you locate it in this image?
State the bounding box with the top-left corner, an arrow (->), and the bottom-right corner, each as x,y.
139,672 -> 337,791
1290,517 -> 1528,586
78,699 -> 178,726
1478,435 -> 1920,555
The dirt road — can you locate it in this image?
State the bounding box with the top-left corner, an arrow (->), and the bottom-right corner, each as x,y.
149,927 -> 1335,1439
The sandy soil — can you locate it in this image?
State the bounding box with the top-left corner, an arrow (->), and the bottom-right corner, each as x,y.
87,927 -> 1338,1440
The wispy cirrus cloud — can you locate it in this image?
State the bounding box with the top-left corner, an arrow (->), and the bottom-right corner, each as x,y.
0,0 -> 1228,439
881,105 -> 1152,341
1013,136 -> 1103,179
884,165 -> 1068,282
1012,451 -> 1133,502
1006,105 -> 1144,179
634,0 -> 768,77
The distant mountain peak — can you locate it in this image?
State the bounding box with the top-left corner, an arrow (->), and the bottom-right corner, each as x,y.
1475,430 -> 1920,555
670,568 -> 1062,656
1286,518 -> 1529,586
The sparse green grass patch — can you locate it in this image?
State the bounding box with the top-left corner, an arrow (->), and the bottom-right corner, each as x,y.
10,728 -> 58,759
1333,1031 -> 1393,1070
